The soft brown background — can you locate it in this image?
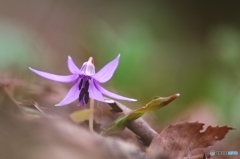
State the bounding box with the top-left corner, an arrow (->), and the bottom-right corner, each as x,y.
0,1 -> 240,157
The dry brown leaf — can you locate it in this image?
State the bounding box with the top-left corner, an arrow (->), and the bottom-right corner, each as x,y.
145,122 -> 234,159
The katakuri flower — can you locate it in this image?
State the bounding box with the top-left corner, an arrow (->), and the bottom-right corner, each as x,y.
29,54 -> 137,106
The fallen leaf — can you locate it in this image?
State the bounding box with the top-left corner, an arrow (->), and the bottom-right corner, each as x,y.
145,122 -> 234,159
101,93 -> 179,136
70,109 -> 93,123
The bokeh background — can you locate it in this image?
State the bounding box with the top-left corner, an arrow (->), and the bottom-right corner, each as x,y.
0,0 -> 240,154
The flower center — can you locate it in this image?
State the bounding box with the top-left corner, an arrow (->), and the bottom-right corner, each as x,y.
80,57 -> 95,76
78,76 -> 90,105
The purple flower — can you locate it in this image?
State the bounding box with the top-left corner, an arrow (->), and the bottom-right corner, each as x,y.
29,54 -> 137,106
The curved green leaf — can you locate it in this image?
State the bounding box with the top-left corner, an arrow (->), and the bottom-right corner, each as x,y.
102,93 -> 180,135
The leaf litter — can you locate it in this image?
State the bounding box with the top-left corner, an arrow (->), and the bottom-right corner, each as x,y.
145,122 -> 234,159
0,78 -> 235,159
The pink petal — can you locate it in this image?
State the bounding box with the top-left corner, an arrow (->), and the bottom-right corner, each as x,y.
92,54 -> 120,83
88,79 -> 105,102
95,81 -> 137,101
29,67 -> 78,83
55,79 -> 80,106
67,56 -> 81,74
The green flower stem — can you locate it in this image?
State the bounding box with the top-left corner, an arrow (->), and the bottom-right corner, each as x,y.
89,98 -> 94,133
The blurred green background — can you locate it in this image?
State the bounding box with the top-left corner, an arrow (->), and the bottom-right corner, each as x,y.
0,0 -> 240,144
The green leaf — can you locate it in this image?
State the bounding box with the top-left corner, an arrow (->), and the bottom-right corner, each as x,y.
101,115 -> 129,136
102,93 -> 180,136
70,109 -> 93,123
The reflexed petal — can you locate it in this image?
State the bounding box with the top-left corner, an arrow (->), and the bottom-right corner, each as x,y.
55,79 -> 80,106
88,79 -> 105,102
95,81 -> 137,101
92,54 -> 120,83
29,67 -> 78,83
67,56 -> 80,74
103,97 -> 115,103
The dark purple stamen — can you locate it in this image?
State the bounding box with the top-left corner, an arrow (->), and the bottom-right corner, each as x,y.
84,92 -> 89,104
79,78 -> 83,90
85,81 -> 89,90
79,88 -> 86,101
78,79 -> 90,104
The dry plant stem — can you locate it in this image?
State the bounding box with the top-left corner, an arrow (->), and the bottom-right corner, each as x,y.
89,98 -> 94,133
109,102 -> 158,146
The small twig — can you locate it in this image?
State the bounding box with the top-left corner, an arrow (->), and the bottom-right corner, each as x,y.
108,102 -> 158,146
